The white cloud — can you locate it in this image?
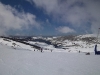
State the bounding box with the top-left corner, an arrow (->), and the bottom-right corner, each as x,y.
46,19 -> 49,23
32,0 -> 58,14
28,0 -> 100,34
56,26 -> 75,33
0,2 -> 40,35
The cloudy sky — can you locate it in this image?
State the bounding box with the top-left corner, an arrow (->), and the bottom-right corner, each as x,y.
0,0 -> 100,36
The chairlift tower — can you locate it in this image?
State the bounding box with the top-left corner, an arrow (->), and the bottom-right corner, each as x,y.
96,28 -> 100,44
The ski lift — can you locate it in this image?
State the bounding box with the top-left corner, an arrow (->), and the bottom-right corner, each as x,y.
94,28 -> 100,55
96,28 -> 100,43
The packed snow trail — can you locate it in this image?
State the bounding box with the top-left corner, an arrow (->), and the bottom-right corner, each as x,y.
0,44 -> 100,75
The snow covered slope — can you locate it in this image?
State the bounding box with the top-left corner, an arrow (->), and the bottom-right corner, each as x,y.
0,44 -> 100,75
0,34 -> 100,53
49,34 -> 100,52
0,38 -> 37,51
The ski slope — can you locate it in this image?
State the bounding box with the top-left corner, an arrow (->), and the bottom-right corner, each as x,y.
0,44 -> 100,75
1,35 -> 100,53
1,36 -> 100,53
0,38 -> 38,51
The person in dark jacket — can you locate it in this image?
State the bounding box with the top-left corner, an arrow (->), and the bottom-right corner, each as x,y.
94,45 -> 100,55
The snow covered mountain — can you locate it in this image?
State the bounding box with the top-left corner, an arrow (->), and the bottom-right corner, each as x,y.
48,34 -> 99,52
0,34 -> 100,53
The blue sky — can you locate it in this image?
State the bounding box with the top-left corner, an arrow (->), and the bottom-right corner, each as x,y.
0,0 -> 100,36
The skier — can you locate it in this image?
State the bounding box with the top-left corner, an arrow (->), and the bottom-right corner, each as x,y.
41,47 -> 43,52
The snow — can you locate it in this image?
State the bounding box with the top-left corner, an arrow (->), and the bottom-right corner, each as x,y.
77,34 -> 96,38
0,44 -> 100,75
0,35 -> 100,75
32,37 -> 38,39
1,36 -> 100,53
0,38 -> 37,51
28,41 -> 55,51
